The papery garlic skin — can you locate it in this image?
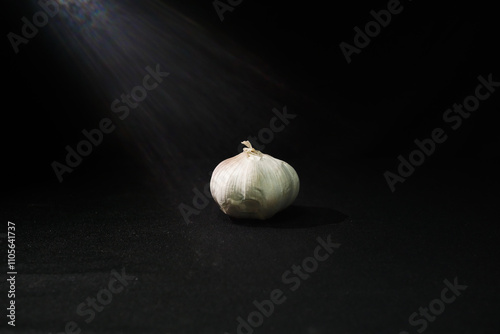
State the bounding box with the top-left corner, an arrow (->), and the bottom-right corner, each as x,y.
210,141 -> 299,220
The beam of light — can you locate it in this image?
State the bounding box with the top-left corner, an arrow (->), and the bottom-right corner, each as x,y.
45,0 -> 289,189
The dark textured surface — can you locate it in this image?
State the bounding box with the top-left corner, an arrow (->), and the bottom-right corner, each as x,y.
2,157 -> 500,333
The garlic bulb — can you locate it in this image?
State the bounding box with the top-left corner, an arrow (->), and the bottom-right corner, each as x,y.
210,141 -> 300,220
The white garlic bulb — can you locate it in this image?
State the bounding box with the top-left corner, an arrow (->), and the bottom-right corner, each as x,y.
210,141 -> 300,220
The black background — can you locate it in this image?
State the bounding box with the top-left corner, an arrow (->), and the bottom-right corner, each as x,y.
2,0 -> 500,333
